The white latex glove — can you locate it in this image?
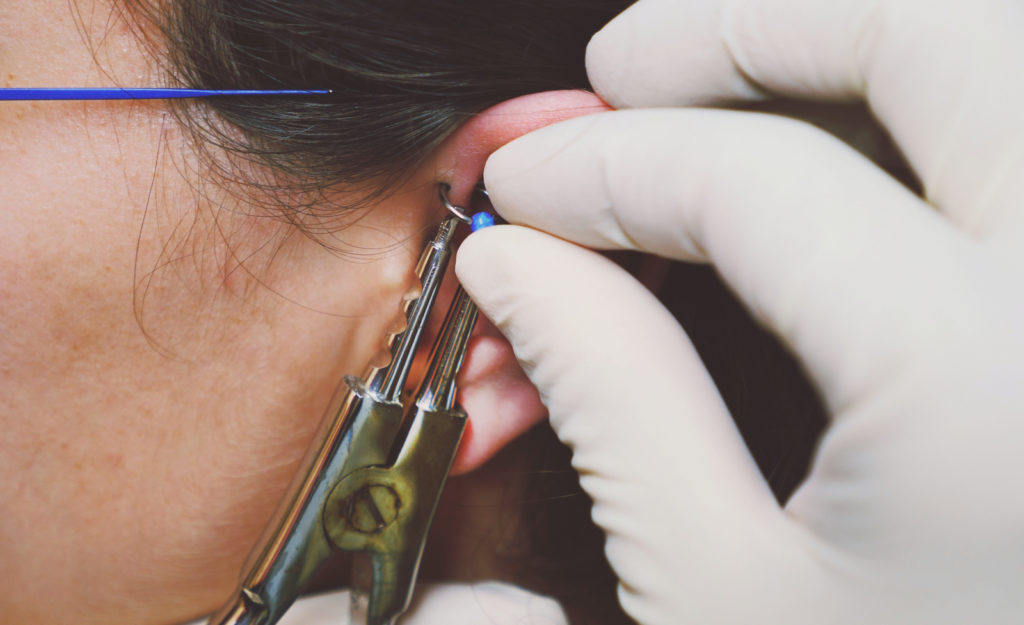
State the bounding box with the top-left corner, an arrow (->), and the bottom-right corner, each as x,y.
455,0 -> 1024,623
180,583 -> 566,625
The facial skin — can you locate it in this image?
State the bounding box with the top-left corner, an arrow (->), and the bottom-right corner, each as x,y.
0,1 -> 605,623
0,1 -> 441,622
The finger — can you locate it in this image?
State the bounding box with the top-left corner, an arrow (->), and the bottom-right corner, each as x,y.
405,582 -> 568,625
255,583 -> 568,625
484,109 -> 975,413
457,226 -> 804,623
588,0 -> 1024,239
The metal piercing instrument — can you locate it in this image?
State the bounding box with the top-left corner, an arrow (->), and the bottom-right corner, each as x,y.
209,186 -> 486,625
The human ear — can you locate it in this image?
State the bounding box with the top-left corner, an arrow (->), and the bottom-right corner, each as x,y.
426,90 -> 609,473
431,89 -> 609,212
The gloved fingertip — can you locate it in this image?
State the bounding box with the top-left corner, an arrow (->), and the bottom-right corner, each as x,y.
584,13 -> 630,107
481,120 -> 586,220
454,225 -> 520,290
408,582 -> 568,625
456,226 -> 572,341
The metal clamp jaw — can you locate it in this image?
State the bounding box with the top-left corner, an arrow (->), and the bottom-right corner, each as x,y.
327,288 -> 477,625
208,194 -> 480,625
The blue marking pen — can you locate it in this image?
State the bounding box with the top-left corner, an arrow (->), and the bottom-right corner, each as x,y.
0,88 -> 331,101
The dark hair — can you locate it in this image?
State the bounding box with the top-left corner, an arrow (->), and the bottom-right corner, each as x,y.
123,0 -> 634,230
120,2 -> 827,622
121,1 -> 640,622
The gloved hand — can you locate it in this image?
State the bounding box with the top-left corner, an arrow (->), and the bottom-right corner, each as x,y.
181,583 -> 567,625
455,0 -> 1024,623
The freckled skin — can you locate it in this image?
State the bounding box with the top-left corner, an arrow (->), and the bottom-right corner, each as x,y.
0,0 -> 594,620
0,2 -> 444,623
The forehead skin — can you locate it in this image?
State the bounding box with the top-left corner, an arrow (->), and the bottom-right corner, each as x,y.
0,0 -> 153,86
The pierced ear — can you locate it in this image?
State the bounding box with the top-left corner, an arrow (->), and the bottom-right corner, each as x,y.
430,90 -> 609,473
432,90 -> 610,209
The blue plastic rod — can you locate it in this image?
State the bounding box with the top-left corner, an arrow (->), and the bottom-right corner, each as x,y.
0,88 -> 331,101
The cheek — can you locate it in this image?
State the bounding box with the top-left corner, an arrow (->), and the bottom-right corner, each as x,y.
0,104 -> 155,396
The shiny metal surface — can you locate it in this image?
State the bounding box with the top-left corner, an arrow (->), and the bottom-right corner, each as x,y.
415,287 -> 478,413
208,382 -> 405,625
369,215 -> 462,404
208,191 -> 478,625
438,184 -> 472,224
328,288 -> 477,625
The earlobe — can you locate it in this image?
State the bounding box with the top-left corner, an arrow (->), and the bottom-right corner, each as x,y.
450,328 -> 549,474
431,89 -> 609,474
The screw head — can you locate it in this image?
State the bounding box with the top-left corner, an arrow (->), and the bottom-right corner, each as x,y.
344,484 -> 400,534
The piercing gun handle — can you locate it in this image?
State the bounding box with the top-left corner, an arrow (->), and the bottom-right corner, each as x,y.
326,287 -> 479,625
207,382 -> 405,625
207,217 -> 464,625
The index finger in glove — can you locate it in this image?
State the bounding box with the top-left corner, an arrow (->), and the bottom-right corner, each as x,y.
186,583 -> 570,625
484,109 -> 974,414
456,226 -> 807,623
588,0 -> 1024,240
